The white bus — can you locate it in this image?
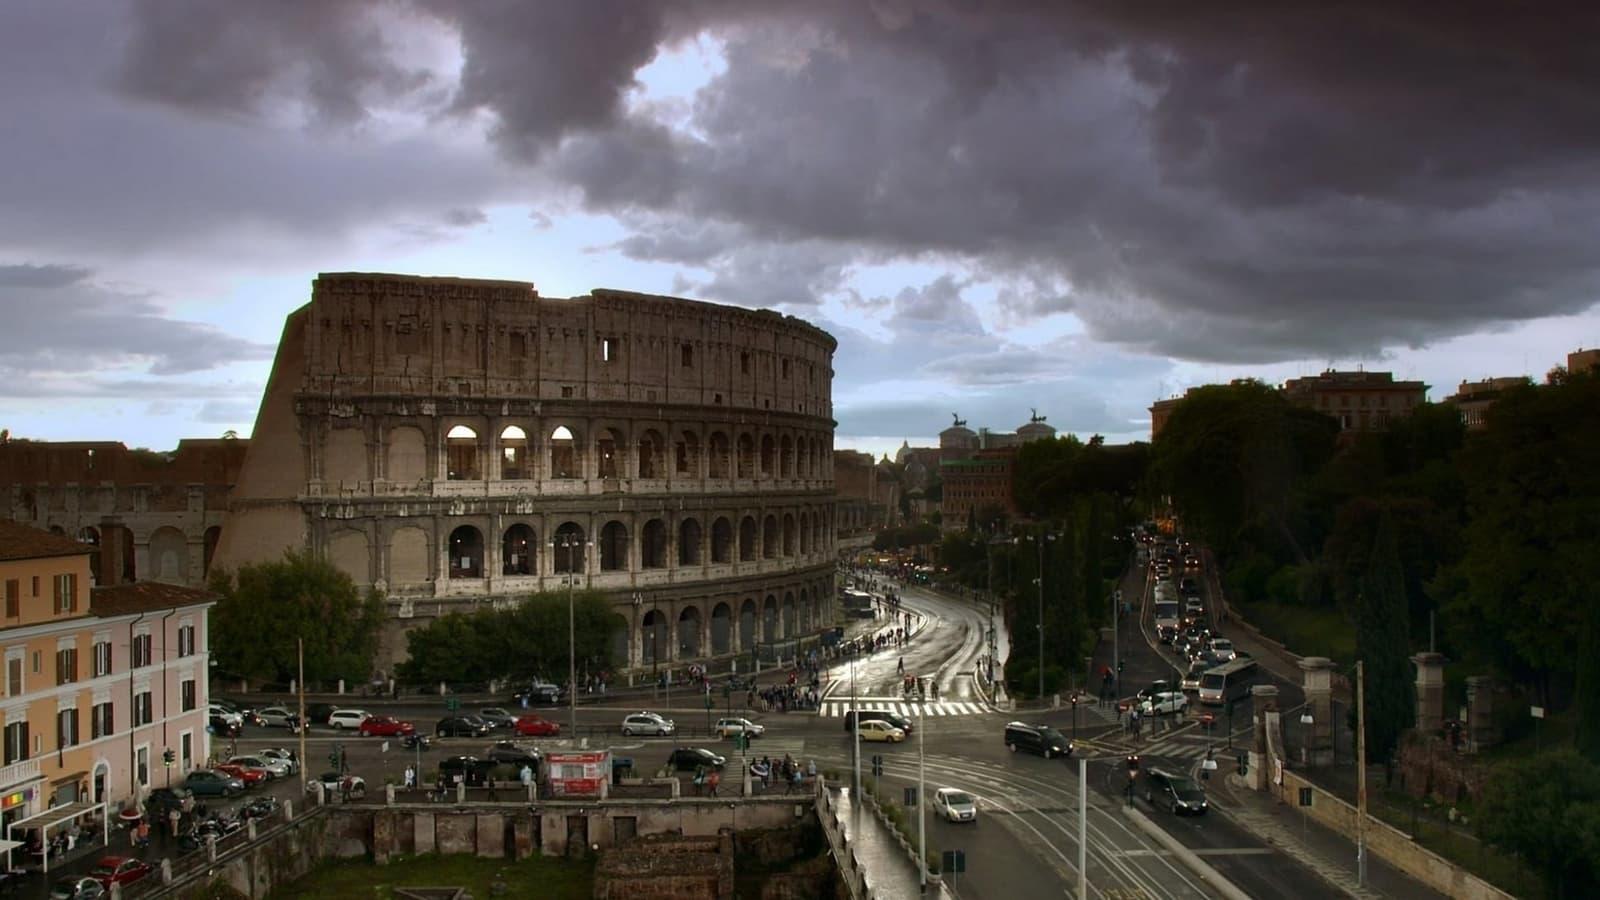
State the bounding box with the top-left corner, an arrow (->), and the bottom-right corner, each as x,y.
1198,658 -> 1259,706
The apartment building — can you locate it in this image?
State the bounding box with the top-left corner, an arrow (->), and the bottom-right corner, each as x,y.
0,519 -> 213,842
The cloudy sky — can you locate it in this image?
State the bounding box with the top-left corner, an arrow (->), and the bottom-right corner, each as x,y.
4,1 -> 1599,460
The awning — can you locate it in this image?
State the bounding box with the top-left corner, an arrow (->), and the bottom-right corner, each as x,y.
49,771 -> 86,785
5,800 -> 106,874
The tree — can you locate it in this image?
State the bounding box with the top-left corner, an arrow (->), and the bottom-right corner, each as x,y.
1478,748 -> 1600,899
397,591 -> 617,686
1356,512 -> 1413,765
208,551 -> 386,686
1577,600 -> 1600,764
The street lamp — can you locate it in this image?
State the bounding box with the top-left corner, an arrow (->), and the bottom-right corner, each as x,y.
1300,708 -> 1314,767
1025,530 -> 1056,702
552,532 -> 589,738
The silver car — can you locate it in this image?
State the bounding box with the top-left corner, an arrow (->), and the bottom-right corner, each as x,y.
256,706 -> 302,731
933,787 -> 977,822
260,747 -> 300,775
621,712 -> 675,736
229,754 -> 290,778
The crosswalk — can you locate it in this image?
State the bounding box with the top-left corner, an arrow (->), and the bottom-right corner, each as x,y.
1137,732 -> 1224,762
818,700 -> 990,718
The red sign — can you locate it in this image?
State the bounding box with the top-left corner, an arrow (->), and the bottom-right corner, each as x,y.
545,750 -> 609,797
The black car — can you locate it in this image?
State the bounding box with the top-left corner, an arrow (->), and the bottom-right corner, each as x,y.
305,703 -> 336,725
437,755 -> 494,786
145,787 -> 194,817
213,698 -> 263,726
485,742 -> 541,768
1146,768 -> 1208,815
512,684 -> 562,706
666,747 -> 726,772
436,717 -> 490,738
206,714 -> 239,737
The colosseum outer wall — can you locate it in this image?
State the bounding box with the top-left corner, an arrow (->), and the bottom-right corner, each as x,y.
213,272 -> 841,677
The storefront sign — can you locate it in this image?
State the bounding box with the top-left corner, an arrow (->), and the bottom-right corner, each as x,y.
545,750 -> 608,797
1,790 -> 26,810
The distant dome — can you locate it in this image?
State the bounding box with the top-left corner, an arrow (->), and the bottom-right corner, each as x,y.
894,440 -> 913,464
1017,420 -> 1057,442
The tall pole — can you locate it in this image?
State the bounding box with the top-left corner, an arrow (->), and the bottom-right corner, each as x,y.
297,638 -> 306,792
917,698 -> 926,894
1077,757 -> 1087,900
851,651 -> 861,798
1111,589 -> 1118,698
567,538 -> 579,738
1038,531 -> 1050,702
1356,660 -> 1368,887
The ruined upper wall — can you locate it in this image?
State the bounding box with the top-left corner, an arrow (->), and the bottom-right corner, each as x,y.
0,439 -> 250,487
301,273 -> 837,420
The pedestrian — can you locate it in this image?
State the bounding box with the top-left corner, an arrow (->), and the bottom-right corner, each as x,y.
807,759 -> 817,783
404,765 -> 416,789
167,808 -> 180,839
520,764 -> 534,788
136,819 -> 150,850
707,769 -> 720,797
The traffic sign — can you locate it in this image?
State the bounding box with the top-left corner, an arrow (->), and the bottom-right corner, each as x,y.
445,698 -> 459,712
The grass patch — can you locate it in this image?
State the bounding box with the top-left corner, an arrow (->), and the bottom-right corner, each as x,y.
1234,600 -> 1354,663
268,853 -> 593,900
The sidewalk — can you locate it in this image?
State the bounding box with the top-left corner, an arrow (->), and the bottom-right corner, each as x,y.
1207,772 -> 1447,900
829,786 -> 951,899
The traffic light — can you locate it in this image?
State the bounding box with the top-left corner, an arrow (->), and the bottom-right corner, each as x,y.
1125,754 -> 1140,780
1117,659 -> 1125,674
1237,752 -> 1249,776
871,754 -> 884,777
162,748 -> 174,768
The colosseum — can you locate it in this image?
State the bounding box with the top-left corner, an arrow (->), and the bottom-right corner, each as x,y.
3,272 -> 841,678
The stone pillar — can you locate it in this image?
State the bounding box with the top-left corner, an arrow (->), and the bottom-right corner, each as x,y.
1412,652 -> 1446,734
1466,675 -> 1499,752
1298,657 -> 1335,767
1247,683 -> 1278,791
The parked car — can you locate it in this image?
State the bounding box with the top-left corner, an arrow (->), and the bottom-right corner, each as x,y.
89,856 -> 153,889
933,788 -> 977,823
48,875 -> 105,899
228,754 -> 290,778
1140,691 -> 1189,717
485,742 -> 541,767
1136,681 -> 1177,703
259,747 -> 300,775
512,715 -> 560,737
857,720 -> 905,743
144,787 -> 194,817
512,683 -> 563,706
436,716 -> 492,738
214,764 -> 268,788
184,769 -> 245,798
208,704 -> 243,728
478,708 -> 517,730
213,698 -> 263,727
666,747 -> 726,771
438,756 -> 494,786
358,715 -> 415,737
304,703 -> 336,725
207,713 -> 240,737
308,772 -> 367,798
715,717 -> 765,739
255,706 -> 302,731
327,708 -> 371,730
621,711 -> 676,737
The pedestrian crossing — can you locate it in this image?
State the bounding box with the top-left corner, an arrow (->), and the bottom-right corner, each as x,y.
1138,732 -> 1224,762
818,700 -> 990,718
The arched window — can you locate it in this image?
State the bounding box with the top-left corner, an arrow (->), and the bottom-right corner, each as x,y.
738,517 -> 757,562
711,602 -> 732,655
676,430 -> 700,476
783,513 -> 796,556
708,432 -> 730,478
598,427 -> 623,479
780,435 -> 793,478
448,525 -> 484,578
736,434 -> 755,479
760,435 -> 775,477
679,518 -> 702,566
550,425 -> 578,479
678,606 -> 702,658
638,429 -> 663,479
551,523 -> 586,574
502,524 -> 536,575
446,425 -> 479,480
641,519 -> 667,569
500,426 -> 529,480
762,515 -> 779,559
711,518 -> 733,564
599,521 -> 629,571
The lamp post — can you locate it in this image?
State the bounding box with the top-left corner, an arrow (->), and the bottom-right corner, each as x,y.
1356,660 -> 1368,888
1027,530 -> 1056,702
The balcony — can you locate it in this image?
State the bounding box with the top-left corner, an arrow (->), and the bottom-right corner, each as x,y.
0,759 -> 40,790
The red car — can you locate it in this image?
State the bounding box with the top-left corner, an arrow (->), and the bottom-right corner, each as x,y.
358,715 -> 416,737
215,763 -> 269,787
90,855 -> 153,888
514,715 -> 560,737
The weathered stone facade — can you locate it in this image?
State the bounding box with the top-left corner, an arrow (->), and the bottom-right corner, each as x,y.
212,272 -> 841,671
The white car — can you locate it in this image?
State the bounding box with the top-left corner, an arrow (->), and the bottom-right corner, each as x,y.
715,718 -> 765,739
327,709 -> 371,730
621,712 -> 675,737
256,706 -> 302,730
933,787 -> 977,823
208,705 -> 242,728
259,747 -> 300,775
858,720 -> 905,743
1206,638 -> 1237,664
1140,691 -> 1189,717
228,754 -> 290,778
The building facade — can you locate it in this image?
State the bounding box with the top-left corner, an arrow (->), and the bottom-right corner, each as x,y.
1443,377 -> 1532,430
0,520 -> 212,836
211,273 -> 840,672
939,448 -> 1020,532
1281,370 -> 1428,435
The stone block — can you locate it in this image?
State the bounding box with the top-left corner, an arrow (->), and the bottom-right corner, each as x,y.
413,812 -> 436,855
475,813 -> 505,858
436,812 -> 476,855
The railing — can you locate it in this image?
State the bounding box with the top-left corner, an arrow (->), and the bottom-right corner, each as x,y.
125,803 -> 328,899
0,759 -> 39,792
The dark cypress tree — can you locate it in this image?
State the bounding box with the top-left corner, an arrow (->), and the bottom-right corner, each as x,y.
1357,511 -> 1415,767
1576,601 -> 1600,763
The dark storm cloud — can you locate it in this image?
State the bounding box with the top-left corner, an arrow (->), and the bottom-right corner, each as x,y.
0,268 -> 272,378
0,264 -> 92,289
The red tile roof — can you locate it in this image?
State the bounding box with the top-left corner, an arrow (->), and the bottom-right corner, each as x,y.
90,581 -> 215,617
0,519 -> 93,562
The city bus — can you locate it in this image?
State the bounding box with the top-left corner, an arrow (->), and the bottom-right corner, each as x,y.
1197,658 -> 1260,706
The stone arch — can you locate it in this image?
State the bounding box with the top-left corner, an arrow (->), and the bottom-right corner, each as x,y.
599,520 -> 629,571
390,527 -> 428,584
678,606 -> 703,658
148,527 -> 188,584
642,609 -> 668,665
637,428 -> 664,479
810,594 -> 822,633
551,522 -> 587,574
782,513 -> 796,556
762,515 -> 779,559
739,598 -> 757,651
386,425 -> 426,484
711,602 -> 732,655
780,435 -> 793,478
759,434 -> 775,477
549,424 -> 581,479
799,588 -> 811,632
812,514 -> 823,554
796,436 -> 808,477
798,512 -> 810,555
325,427 -> 368,487
708,432 -> 730,478
502,523 -> 536,575
641,519 -> 667,569
597,426 -> 626,479
201,526 -> 220,577
738,516 -> 758,562
711,517 -> 734,564
678,518 -> 702,566
783,591 -> 797,637
762,594 -> 778,642
328,529 -> 370,585
499,425 -> 530,480
445,425 -> 480,480
736,433 -> 756,478
676,430 -> 700,476
448,525 -> 484,578
609,613 -> 629,669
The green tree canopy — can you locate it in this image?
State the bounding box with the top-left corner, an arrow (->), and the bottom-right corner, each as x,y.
397,590 -> 618,686
1478,748 -> 1600,898
208,551 -> 386,685
1356,513 -> 1414,763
